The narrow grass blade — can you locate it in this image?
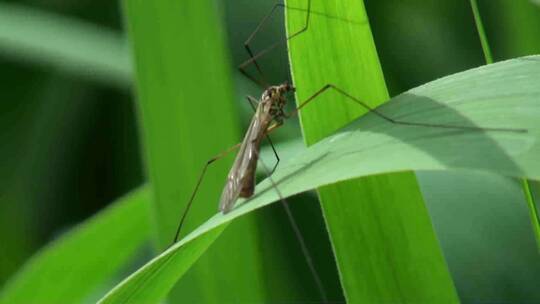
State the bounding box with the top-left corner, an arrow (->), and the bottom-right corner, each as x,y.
98,56 -> 540,304
523,180 -> 540,251
286,0 -> 458,301
469,0 -> 494,63
122,0 -> 267,302
530,180 -> 540,251
0,187 -> 151,304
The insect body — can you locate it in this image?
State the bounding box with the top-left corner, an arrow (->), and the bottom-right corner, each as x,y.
219,83 -> 294,213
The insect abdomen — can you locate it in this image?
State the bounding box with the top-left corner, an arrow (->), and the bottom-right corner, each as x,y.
239,152 -> 258,197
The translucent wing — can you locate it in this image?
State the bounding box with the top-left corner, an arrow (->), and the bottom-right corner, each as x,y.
218,105 -> 271,213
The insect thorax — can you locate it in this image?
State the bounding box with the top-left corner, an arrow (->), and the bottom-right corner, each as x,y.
261,84 -> 292,120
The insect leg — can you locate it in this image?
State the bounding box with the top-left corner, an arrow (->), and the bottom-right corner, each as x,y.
265,134 -> 281,175
245,95 -> 281,174
245,79 -> 324,300
290,84 -> 527,133
242,4 -> 287,80
172,142 -> 242,245
238,0 -> 312,86
254,150 -> 328,303
246,95 -> 280,174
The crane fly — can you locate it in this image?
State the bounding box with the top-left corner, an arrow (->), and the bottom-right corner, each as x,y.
218,83 -> 293,213
171,80 -> 332,301
172,83 -> 295,243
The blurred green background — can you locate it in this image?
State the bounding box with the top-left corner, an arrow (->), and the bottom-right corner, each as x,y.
0,0 -> 538,302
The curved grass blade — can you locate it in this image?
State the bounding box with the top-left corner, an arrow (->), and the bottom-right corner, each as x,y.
99,56 -> 540,304
0,187 -> 151,304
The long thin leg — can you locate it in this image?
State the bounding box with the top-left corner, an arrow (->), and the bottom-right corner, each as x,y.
172,142 -> 242,244
288,84 -> 527,133
243,4 -> 286,80
265,134 -> 281,175
246,95 -> 281,174
239,0 -> 312,86
246,95 -> 322,298
254,150 -> 328,303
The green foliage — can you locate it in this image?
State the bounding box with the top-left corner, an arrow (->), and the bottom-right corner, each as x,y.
469,0 -> 540,252
420,172 -> 540,302
0,2 -> 130,88
122,0 -> 268,302
469,0 -> 494,63
0,187 -> 151,304
98,56 -> 540,303
523,180 -> 540,250
285,0 -> 457,302
0,1 -> 539,303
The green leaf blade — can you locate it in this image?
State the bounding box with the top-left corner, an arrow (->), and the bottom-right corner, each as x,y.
0,187 -> 151,304
98,55 -> 540,304
122,0 -> 268,302
286,0 -> 460,301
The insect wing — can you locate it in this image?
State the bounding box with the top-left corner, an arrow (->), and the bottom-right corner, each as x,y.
218,108 -> 264,213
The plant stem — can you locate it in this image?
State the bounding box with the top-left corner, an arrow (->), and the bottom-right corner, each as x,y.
469,0 -> 494,63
